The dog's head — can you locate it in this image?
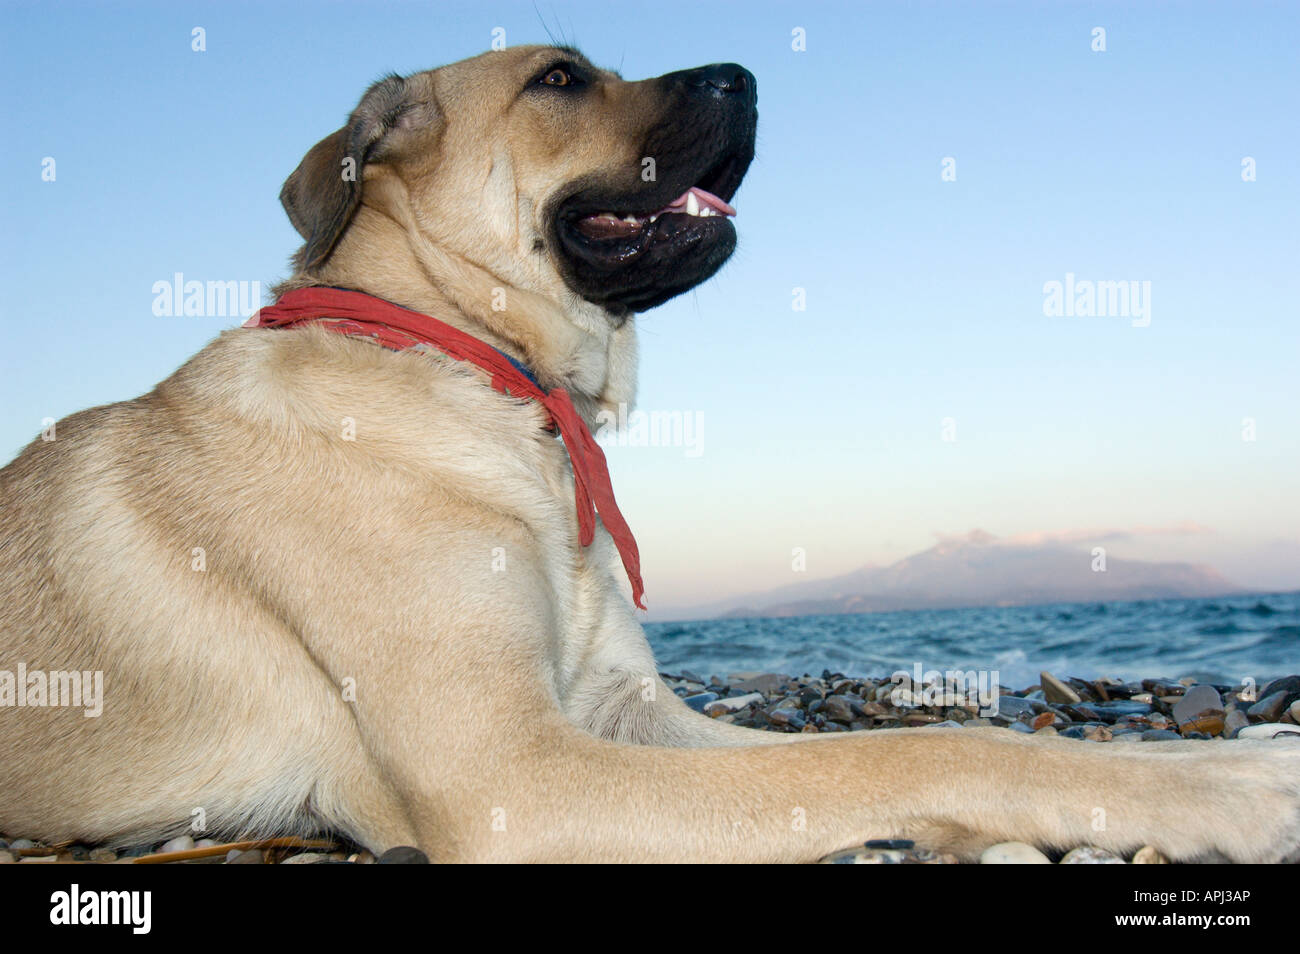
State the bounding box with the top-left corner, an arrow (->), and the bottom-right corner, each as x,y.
277,47 -> 756,411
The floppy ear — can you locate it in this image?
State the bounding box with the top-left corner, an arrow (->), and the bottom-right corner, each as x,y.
280,73 -> 434,269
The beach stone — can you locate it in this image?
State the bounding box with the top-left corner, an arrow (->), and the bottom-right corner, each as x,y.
1142,729 -> 1182,741
682,691 -> 719,713
1031,711 -> 1058,730
1083,725 -> 1113,742
903,712 -> 943,726
1035,725 -> 1058,736
963,717 -> 994,727
1059,726 -> 1086,740
1223,709 -> 1250,738
1179,714 -> 1225,736
1172,685 -> 1222,727
768,708 -> 805,729
281,852 -> 328,864
20,854 -> 58,863
226,849 -> 264,864
1247,691 -> 1289,723
1006,720 -> 1035,733
1290,700 -> 1300,723
1260,675 -> 1300,705
991,695 -> 1037,721
703,692 -> 764,717
1132,845 -> 1168,864
1236,723 -> 1300,741
160,835 -> 194,854
798,686 -> 824,707
0,851 -> 13,864
980,842 -> 1051,864
9,838 -> 34,852
88,848 -> 117,863
195,839 -> 220,848
730,673 -> 784,695
1113,731 -> 1143,743
821,695 -> 855,724
1040,671 -> 1081,704
1061,846 -> 1125,864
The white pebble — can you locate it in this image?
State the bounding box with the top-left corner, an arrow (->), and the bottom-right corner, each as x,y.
980,841 -> 1052,864
1237,723 -> 1300,741
160,835 -> 195,854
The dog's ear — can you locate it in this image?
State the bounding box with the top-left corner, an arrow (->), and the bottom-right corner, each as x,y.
280,73 -> 437,269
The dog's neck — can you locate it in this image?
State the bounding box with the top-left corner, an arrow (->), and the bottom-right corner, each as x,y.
277,196 -> 638,427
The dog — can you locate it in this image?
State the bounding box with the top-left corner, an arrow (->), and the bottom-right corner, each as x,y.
1,45 -> 1297,863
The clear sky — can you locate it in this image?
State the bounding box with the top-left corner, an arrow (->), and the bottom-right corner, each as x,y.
3,1 -> 1297,611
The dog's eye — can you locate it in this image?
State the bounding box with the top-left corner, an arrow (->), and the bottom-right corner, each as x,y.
540,67 -> 574,87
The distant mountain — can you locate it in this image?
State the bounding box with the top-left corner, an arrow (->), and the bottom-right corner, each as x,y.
660,530 -> 1246,621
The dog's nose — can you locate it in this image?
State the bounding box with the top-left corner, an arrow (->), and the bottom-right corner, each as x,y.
687,63 -> 753,94
667,63 -> 757,105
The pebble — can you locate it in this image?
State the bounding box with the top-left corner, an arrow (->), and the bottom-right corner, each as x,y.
980,842 -> 1051,864
226,849 -> 264,864
1291,700 -> 1300,722
19,854 -> 57,863
1247,691 -> 1289,723
1223,709 -> 1250,738
991,696 -> 1038,721
682,691 -> 719,712
768,708 -> 806,730
821,695 -> 855,724
1179,714 -> 1224,736
281,852 -> 329,864
1061,846 -> 1125,864
1172,684 -> 1223,727
9,838 -> 35,852
1236,723 -> 1300,741
160,835 -> 195,854
1040,671 -> 1081,704
88,848 -> 117,863
0,851 -> 13,864
1141,729 -> 1182,741
1083,725 -> 1113,742
378,846 -> 430,864
702,692 -> 764,717
1131,845 -> 1168,864
924,720 -> 965,729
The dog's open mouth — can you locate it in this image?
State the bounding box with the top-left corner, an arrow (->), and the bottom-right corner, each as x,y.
550,144 -> 751,314
573,186 -> 736,240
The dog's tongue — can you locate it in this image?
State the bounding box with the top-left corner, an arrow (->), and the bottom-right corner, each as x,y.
657,186 -> 737,217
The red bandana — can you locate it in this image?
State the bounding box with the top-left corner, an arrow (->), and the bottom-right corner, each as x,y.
243,287 -> 646,610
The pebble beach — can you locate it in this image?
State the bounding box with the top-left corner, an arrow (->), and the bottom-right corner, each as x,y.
3,669 -> 1297,865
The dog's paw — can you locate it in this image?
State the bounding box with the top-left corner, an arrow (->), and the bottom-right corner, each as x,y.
1114,737 -> 1300,863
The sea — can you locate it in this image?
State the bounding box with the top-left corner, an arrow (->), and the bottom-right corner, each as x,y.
644,591 -> 1300,690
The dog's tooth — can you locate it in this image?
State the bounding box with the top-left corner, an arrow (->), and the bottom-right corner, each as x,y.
684,191 -> 700,216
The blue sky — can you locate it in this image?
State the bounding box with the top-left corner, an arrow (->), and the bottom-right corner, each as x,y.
3,1 -> 1297,610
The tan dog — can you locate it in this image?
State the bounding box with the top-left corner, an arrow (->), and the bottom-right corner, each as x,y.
1,46 -> 1297,863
